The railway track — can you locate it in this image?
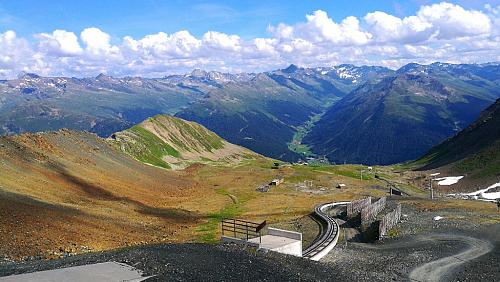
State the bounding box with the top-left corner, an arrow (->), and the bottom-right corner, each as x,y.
302,202 -> 349,261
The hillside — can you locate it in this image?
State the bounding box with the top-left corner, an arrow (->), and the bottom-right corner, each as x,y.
304,63 -> 500,165
0,128 -> 418,261
0,129 -> 203,259
109,115 -> 258,169
414,98 -> 500,181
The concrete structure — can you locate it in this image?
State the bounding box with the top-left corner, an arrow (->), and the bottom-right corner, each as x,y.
248,228 -> 302,257
221,227 -> 302,257
0,262 -> 149,282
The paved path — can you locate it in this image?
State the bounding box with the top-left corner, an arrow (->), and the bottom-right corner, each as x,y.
0,262 -> 150,282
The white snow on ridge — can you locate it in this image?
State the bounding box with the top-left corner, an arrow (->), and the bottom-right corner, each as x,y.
435,176 -> 463,185
448,182 -> 500,202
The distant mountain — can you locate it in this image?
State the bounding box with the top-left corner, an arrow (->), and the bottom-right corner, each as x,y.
414,98 -> 500,180
0,73 -> 205,137
175,64 -> 384,161
1,62 -> 499,164
109,115 -> 258,169
304,63 -> 500,165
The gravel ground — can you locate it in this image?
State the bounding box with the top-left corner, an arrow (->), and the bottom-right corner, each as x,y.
0,243 -> 348,281
322,199 -> 500,282
1,199 -> 498,281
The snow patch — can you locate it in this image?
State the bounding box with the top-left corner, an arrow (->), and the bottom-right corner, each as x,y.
435,176 -> 463,185
433,216 -> 444,221
448,182 -> 500,202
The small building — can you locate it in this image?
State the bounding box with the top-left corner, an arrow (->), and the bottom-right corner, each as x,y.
269,177 -> 284,186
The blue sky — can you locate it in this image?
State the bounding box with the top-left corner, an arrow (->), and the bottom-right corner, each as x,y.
0,1 -> 499,77
1,0 -> 494,40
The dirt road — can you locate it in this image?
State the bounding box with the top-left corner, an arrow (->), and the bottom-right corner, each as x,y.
409,234 -> 493,282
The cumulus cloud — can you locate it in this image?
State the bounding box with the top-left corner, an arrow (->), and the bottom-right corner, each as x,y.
202,31 -> 241,51
37,30 -> 82,56
366,2 -> 491,43
81,27 -> 119,56
123,31 -> 201,58
0,2 -> 498,78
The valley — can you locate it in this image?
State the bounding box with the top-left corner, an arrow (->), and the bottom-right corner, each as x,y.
287,107 -> 324,158
0,64 -> 499,281
1,2 -> 500,280
1,62 -> 499,165
0,112 -> 498,262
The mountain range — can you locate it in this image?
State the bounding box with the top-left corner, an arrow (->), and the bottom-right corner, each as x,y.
1,62 -> 499,164
305,63 -> 500,164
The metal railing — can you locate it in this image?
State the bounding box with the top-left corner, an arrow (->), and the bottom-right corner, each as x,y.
221,218 -> 266,242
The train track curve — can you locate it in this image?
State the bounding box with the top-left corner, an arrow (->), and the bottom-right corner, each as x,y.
302,202 -> 349,261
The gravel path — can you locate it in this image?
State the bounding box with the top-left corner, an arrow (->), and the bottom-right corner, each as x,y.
409,235 -> 493,282
322,199 -> 499,282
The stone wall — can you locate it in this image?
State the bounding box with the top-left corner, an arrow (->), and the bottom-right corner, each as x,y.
361,197 -> 386,224
379,204 -> 402,239
347,197 -> 372,217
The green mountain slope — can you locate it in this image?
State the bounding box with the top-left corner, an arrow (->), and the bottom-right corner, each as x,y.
175,65 -> 371,161
304,70 -> 499,165
414,98 -> 500,179
109,115 -> 258,169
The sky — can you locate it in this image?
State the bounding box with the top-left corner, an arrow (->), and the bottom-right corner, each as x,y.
0,0 -> 499,78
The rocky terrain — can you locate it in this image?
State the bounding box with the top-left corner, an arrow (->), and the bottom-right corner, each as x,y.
0,130 -> 203,259
324,198 -> 499,281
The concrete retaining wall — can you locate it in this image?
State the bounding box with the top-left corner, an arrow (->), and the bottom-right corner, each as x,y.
268,228 -> 302,241
269,240 -> 302,257
220,236 -> 260,247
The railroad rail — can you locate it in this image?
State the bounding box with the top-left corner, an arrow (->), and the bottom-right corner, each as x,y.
302,202 -> 349,261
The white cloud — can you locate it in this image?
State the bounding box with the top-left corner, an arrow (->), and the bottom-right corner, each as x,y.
81,27 -> 119,56
299,11 -> 372,45
123,30 -> 201,58
202,31 -> 241,51
0,30 -> 36,77
0,2 -> 498,78
37,30 -> 82,56
365,2 -> 491,43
